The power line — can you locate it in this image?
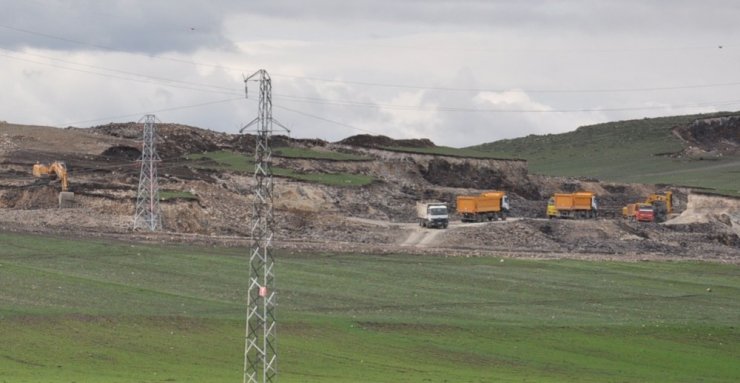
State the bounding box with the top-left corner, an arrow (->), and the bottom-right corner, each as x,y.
275,93 -> 740,113
2,23 -> 739,95
274,105 -> 378,134
10,45 -> 740,103
0,50 -> 243,97
0,24 -> 243,73
61,97 -> 244,126
0,48 -> 240,93
9,45 -> 735,117
3,23 -> 740,137
3,44 -> 739,123
272,74 -> 740,94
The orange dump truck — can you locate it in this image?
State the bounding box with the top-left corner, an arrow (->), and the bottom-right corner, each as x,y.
456,191 -> 510,222
547,192 -> 598,219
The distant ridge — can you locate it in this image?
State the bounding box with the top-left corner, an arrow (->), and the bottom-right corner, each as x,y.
469,111 -> 740,196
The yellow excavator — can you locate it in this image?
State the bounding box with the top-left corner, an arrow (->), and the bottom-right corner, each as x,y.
646,191 -> 673,222
32,161 -> 74,208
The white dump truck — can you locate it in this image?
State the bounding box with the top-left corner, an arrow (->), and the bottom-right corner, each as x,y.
416,201 -> 449,229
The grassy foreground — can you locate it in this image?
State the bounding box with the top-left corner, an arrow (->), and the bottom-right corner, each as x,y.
0,232 -> 738,382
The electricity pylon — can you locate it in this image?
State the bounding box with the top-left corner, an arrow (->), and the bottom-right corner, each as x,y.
133,114 -> 162,231
241,69 -> 289,383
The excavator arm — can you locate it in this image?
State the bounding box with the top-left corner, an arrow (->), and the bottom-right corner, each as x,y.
31,161 -> 73,207
48,162 -> 69,192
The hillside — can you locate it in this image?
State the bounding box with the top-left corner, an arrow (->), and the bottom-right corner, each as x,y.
1,120 -> 739,260
471,112 -> 740,196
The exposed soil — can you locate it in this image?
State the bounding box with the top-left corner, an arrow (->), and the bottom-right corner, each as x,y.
0,121 -> 738,262
338,134 -> 435,149
672,115 -> 740,157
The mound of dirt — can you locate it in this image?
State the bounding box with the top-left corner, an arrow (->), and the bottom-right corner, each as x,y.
338,134 -> 435,149
419,158 -> 540,199
666,193 -> 740,235
90,122 -> 255,159
101,145 -> 141,161
0,185 -> 59,209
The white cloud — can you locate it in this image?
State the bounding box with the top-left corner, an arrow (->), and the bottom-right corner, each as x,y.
474,90 -> 550,111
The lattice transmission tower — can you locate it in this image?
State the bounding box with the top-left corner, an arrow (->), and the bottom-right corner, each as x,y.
241,69 -> 288,383
133,114 -> 162,231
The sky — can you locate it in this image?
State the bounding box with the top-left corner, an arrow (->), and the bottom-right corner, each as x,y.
1,0 -> 739,147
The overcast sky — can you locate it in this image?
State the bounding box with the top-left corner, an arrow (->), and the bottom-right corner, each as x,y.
1,0 -> 739,147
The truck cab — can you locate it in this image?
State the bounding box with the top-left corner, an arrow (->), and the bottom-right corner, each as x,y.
417,202 -> 449,229
635,204 -> 654,222
547,197 -> 557,218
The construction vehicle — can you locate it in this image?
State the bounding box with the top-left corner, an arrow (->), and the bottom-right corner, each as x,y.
456,191 -> 510,222
622,203 -> 655,222
416,201 -> 449,229
622,191 -> 673,223
646,191 -> 673,222
547,192 -> 598,219
32,161 -> 74,208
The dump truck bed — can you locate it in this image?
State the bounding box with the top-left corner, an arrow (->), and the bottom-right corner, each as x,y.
554,192 -> 594,211
456,194 -> 503,214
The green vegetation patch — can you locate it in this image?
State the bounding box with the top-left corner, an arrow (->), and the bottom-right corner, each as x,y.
273,146 -> 371,161
471,112 -> 740,195
185,150 -> 374,187
159,190 -> 198,201
383,145 -> 523,160
185,150 -> 254,172
273,168 -> 374,186
0,232 -> 738,382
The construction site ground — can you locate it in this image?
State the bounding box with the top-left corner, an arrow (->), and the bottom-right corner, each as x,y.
1,121 -> 738,263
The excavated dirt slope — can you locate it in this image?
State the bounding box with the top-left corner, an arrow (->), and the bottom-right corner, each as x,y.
0,121 -> 738,261
672,115 -> 740,157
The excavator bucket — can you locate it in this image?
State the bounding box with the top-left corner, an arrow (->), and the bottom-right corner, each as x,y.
58,192 -> 75,208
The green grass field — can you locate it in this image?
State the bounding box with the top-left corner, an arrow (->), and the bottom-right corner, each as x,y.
0,232 -> 738,382
471,112 -> 740,195
185,150 -> 375,187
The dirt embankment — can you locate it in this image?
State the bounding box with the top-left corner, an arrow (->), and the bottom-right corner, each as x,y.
667,193 -> 740,235
336,134 -> 435,149
672,116 -> 740,158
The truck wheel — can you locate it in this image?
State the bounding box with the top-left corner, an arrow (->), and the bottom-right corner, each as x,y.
501,214 -> 507,221
443,223 -> 448,229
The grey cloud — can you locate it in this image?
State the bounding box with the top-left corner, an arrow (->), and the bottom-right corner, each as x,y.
247,0 -> 740,35
3,0 -> 740,55
0,0 -> 235,53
